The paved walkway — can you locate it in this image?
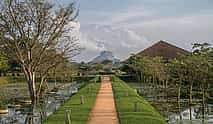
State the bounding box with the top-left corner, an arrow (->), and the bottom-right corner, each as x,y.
87,76 -> 119,124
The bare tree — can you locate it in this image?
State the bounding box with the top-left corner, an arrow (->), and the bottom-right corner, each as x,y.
0,0 -> 80,104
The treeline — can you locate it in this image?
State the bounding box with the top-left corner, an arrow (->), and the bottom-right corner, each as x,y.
0,52 -> 21,76
123,43 -> 213,121
0,51 -> 78,79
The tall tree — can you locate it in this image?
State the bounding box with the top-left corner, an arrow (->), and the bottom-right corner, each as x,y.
168,58 -> 187,120
0,0 -> 80,103
0,52 -> 9,75
192,43 -> 212,122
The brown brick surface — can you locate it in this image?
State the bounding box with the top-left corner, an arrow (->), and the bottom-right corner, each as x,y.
87,76 -> 118,124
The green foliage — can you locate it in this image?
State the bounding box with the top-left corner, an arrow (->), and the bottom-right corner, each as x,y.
111,76 -> 166,124
121,42 -> 213,122
43,78 -> 101,124
0,77 -> 9,84
125,42 -> 213,91
0,101 -> 7,108
125,55 -> 170,83
0,53 -> 9,72
95,64 -> 104,71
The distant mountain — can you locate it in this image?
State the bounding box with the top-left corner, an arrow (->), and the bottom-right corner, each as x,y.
90,51 -> 120,64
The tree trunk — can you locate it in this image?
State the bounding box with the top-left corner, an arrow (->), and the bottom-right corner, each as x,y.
25,103 -> 36,124
162,80 -> 165,89
54,68 -> 57,87
143,75 -> 146,83
189,83 -> 193,120
152,76 -> 155,87
23,67 -> 37,104
37,76 -> 46,101
136,71 -> 140,82
140,71 -> 143,83
202,84 -> 205,122
178,83 -> 182,120
165,79 -> 168,102
29,75 -> 36,104
163,80 -> 166,100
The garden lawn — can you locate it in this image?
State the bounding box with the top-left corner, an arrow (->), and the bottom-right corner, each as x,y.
0,77 -> 9,85
111,76 -> 167,124
43,77 -> 101,124
0,76 -> 25,85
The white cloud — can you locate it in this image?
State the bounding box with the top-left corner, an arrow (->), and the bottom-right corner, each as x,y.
124,13 -> 213,49
75,13 -> 213,62
109,6 -> 155,24
73,24 -> 150,62
80,5 -> 155,25
75,1 -> 213,62
129,14 -> 213,27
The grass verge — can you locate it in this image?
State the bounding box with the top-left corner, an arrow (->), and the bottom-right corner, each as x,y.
111,76 -> 167,124
43,77 -> 101,124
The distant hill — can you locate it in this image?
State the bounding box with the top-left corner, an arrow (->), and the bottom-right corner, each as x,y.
137,40 -> 190,60
90,51 -> 120,64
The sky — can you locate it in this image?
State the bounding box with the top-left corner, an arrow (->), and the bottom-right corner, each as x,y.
54,0 -> 213,62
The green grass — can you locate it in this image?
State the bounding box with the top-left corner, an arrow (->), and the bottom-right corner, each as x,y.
0,76 -> 26,85
0,77 -> 9,85
43,77 -> 101,124
111,76 -> 167,124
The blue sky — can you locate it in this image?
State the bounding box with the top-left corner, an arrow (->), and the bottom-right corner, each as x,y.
53,0 -> 213,62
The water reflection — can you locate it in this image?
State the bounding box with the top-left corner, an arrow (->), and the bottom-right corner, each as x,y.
0,82 -> 84,124
127,82 -> 213,124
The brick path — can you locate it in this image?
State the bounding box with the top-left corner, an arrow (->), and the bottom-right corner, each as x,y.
87,76 -> 118,124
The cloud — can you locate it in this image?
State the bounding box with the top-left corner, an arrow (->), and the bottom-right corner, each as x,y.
129,13 -> 213,27
80,4 -> 156,25
73,24 -> 151,62
74,13 -> 213,62
109,6 -> 155,24
124,13 -> 213,50
74,0 -> 213,62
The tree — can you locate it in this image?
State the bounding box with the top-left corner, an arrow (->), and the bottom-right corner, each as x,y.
135,56 -> 148,83
150,57 -> 166,88
126,54 -> 141,81
124,42 -> 213,122
168,58 -> 187,120
126,55 -> 152,83
181,43 -> 212,121
191,43 -> 212,122
95,64 -> 103,71
0,0 -> 80,104
182,54 -> 199,120
0,52 -> 9,75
